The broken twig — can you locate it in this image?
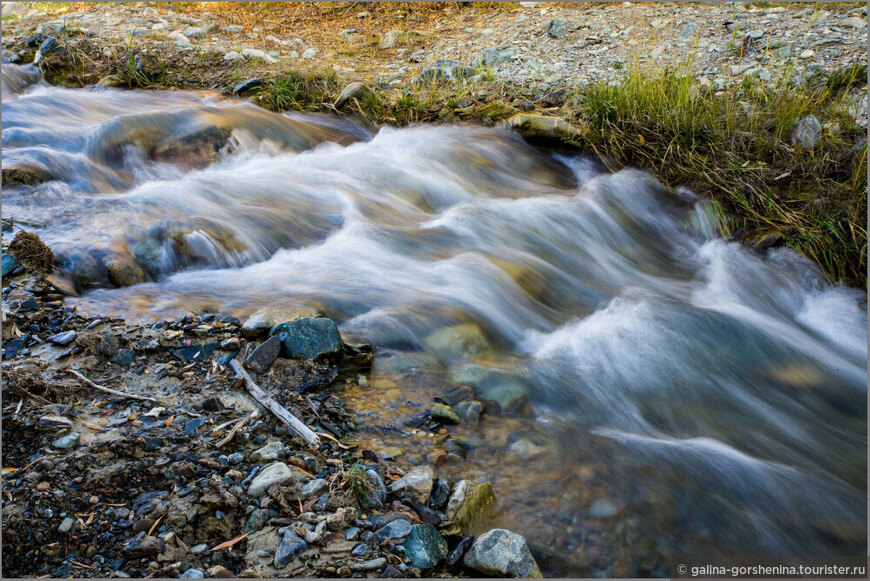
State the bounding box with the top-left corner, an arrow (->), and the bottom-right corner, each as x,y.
230,359 -> 320,447
66,369 -> 166,405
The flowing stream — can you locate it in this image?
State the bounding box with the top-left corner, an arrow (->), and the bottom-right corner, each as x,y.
3,62 -> 867,576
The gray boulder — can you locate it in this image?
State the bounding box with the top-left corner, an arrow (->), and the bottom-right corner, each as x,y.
791,115 -> 822,149
463,528 -> 542,578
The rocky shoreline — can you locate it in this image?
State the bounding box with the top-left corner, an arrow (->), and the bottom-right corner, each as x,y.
2,229 -> 540,579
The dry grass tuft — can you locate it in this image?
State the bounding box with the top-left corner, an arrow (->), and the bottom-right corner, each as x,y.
8,230 -> 55,274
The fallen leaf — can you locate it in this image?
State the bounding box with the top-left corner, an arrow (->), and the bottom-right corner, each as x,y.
211,532 -> 249,552
148,514 -> 163,536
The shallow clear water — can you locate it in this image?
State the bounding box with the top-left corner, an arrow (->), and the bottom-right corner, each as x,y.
3,63 -> 866,576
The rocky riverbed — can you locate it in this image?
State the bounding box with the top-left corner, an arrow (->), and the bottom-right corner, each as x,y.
1,230 -> 542,578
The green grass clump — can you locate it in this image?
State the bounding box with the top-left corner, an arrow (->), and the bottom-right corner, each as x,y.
255,68 -> 342,112
344,464 -> 375,506
569,60 -> 867,286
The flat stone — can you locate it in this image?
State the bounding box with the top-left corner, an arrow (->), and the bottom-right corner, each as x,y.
274,531 -> 307,568
251,441 -> 286,463
430,403 -> 460,424
172,343 -> 217,363
49,330 -> 76,345
507,113 -> 585,141
248,462 -> 302,496
299,478 -> 326,498
350,557 -> 386,572
246,335 -> 281,373
391,465 -> 434,504
38,415 -> 74,430
110,348 -> 136,366
242,307 -> 302,337
401,523 -> 448,570
547,19 -> 567,38
2,254 -> 19,276
463,528 -> 542,578
53,432 -> 80,449
240,48 -> 277,63
375,519 -> 413,541
58,517 -> 75,533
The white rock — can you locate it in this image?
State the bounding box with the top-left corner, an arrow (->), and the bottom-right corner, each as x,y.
248,462 -> 303,496
302,47 -> 317,59
240,48 -> 277,64
223,51 -> 241,61
391,466 -> 434,504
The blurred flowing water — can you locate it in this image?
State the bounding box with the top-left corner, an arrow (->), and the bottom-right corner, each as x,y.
3,62 -> 866,576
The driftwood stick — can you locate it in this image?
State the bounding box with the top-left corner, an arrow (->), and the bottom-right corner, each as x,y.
66,369 -> 166,405
230,359 -> 320,448
214,408 -> 259,448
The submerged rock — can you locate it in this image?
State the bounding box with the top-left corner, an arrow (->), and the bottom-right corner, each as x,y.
424,323 -> 491,364
269,317 -> 342,360
463,528 -> 542,578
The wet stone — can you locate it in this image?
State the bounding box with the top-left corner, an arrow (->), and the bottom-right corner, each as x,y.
220,337 -> 240,351
428,478 -> 451,510
299,478 -> 326,498
269,317 -> 342,360
53,432 -> 79,449
48,330 -> 76,345
246,335 -> 281,373
228,452 -> 245,465
430,403 -> 460,424
58,517 -> 75,533
172,343 -> 217,363
401,523 -> 448,570
2,253 -> 18,276
201,395 -> 225,412
361,469 -> 387,509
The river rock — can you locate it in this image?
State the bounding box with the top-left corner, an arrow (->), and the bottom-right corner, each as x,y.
361,469 -> 388,508
168,31 -> 190,46
38,415 -> 74,430
298,478 -> 326,498
507,113 -> 584,141
49,330 -> 76,345
269,317 -> 342,360
473,46 -> 513,68
424,323 -> 491,363
110,348 -> 136,366
223,51 -> 241,61
375,518 -> 413,541
122,535 -> 164,558
53,432 -> 80,449
184,26 -> 205,38
106,254 -> 146,287
463,528 -> 542,578
302,47 -> 317,59
248,462 -> 303,496
417,59 -> 476,82
334,82 -> 370,109
58,517 -> 75,533
242,307 -> 302,337
240,48 -> 277,63
431,403 -> 460,424
379,30 -> 402,49
180,569 -> 205,579
2,253 -> 19,276
246,335 -> 281,373
428,478 -> 451,510
588,498 -> 619,519
791,115 -> 821,148
547,19 -> 567,38
391,465 -> 434,504
251,441 -> 286,463
446,480 -> 495,530
351,557 -> 386,572
449,365 -> 527,413
401,523 -> 448,569
274,531 -> 307,568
